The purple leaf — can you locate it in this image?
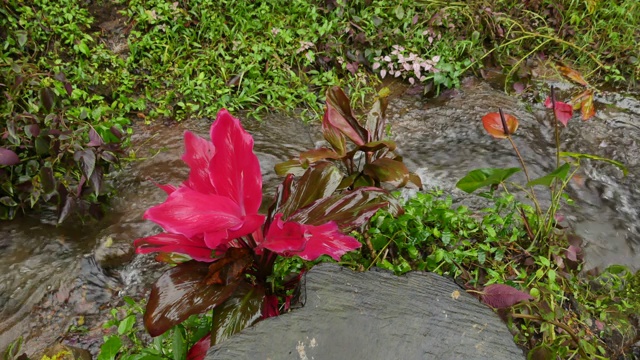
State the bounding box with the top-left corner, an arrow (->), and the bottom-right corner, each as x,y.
64,82 -> 73,96
211,284 -> 264,345
481,284 -> 532,309
346,62 -> 359,75
0,147 -> 20,165
565,245 -> 580,262
87,128 -> 104,146
513,82 -> 525,94
39,87 -> 55,112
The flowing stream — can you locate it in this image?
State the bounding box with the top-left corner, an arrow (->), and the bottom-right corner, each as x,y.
1,81 -> 638,355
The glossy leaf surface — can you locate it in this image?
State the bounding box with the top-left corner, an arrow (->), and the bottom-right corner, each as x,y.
288,187 -> 399,232
482,112 -> 519,138
456,168 -> 521,193
211,284 -> 265,345
279,162 -> 343,218
325,87 -> 368,145
144,261 -> 241,337
363,158 -> 409,186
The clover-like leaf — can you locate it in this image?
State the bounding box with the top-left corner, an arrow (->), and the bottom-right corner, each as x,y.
456,167 -> 521,193
482,112 -> 519,139
480,283 -> 532,309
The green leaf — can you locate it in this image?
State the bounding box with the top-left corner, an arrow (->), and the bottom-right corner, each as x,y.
560,151 -> 627,176
394,5 -> 405,19
212,284 -> 264,345
455,168 -> 521,193
172,327 -> 186,360
279,162 -> 343,218
288,187 -> 401,232
299,148 -> 342,164
526,163 -> 571,187
117,314 -> 136,335
15,30 -> 27,47
274,159 -> 306,177
98,336 -> 122,360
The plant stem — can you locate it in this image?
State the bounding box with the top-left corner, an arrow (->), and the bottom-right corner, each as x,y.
550,86 -> 561,169
510,313 -> 589,359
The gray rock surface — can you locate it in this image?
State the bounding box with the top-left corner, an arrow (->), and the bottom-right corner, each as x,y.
208,264 -> 524,360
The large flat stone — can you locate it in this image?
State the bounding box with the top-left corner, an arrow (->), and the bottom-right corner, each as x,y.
208,264 -> 524,359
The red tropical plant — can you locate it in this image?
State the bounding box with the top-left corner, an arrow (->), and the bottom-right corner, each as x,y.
135,109 -> 400,355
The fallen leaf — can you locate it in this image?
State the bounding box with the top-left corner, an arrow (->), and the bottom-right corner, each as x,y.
451,290 -> 460,300
557,65 -> 588,86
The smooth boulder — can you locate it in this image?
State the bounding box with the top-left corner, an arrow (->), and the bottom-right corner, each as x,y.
208,263 -> 524,360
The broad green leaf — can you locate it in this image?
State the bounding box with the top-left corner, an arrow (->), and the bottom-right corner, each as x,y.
279,162 -> 343,218
325,87 -> 368,145
394,5 -> 405,20
212,284 -> 264,345
288,187 -> 401,232
526,163 -> 571,187
172,327 -> 186,360
363,158 -> 409,186
117,314 -> 136,335
98,336 -> 122,360
456,168 -> 521,193
560,152 -> 627,175
144,261 -> 241,337
274,159 -> 306,177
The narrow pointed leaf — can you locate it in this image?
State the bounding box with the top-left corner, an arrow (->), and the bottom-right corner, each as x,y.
456,168 -> 521,193
39,87 -> 55,112
358,140 -> 396,152
144,261 -> 241,337
274,159 -> 306,177
322,116 -> 347,156
87,128 -> 104,146
211,284 -> 264,345
279,162 -> 343,218
526,163 -> 571,187
363,158 -> 409,186
288,187 -> 400,232
560,152 -> 627,175
480,284 -> 532,309
557,65 -> 588,86
365,92 -> 389,142
0,147 -> 20,165
299,148 -> 342,163
325,87 -> 368,145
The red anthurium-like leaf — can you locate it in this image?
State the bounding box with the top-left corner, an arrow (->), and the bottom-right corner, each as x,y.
300,148 -> 342,164
261,214 -> 361,261
480,284 -> 532,309
279,162 -> 343,219
211,283 -> 265,345
134,233 -> 214,261
144,261 -> 241,337
482,112 -> 519,139
182,131 -> 216,194
0,147 -> 20,166
544,97 -> 573,126
208,109 -> 262,216
363,158 -> 410,186
325,87 -> 368,146
288,187 -> 401,233
186,335 -> 211,360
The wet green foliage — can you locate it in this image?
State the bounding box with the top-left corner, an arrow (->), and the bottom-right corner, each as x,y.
355,191 -> 640,359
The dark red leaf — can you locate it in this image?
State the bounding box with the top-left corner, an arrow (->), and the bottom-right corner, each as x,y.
322,114 -> 347,156
87,128 -> 104,146
363,157 -> 409,186
480,284 -> 532,309
73,149 -> 96,179
144,261 -> 241,337
325,87 -> 368,145
39,87 -> 55,112
64,82 -> 73,96
279,162 -> 343,218
565,245 -> 581,262
0,147 -> 20,165
288,187 -> 401,232
204,248 -> 252,286
110,126 -> 124,140
299,148 -> 342,164
27,124 -> 40,138
186,335 -> 211,360
58,194 -> 75,224
211,283 -> 264,345
346,62 -> 359,75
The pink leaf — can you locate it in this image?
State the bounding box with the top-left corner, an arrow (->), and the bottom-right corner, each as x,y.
182,131 -> 216,194
565,245 -> 580,262
544,97 -> 573,127
134,233 -> 214,262
481,284 -> 532,309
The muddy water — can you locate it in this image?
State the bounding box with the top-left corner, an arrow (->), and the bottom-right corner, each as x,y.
1,82 -> 638,355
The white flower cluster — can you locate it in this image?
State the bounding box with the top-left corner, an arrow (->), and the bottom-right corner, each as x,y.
372,45 -> 441,85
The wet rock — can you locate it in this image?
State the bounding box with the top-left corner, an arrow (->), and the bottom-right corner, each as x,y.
94,234 -> 135,269
208,264 -> 524,360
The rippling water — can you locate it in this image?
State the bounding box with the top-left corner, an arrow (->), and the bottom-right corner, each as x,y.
1,82 -> 638,355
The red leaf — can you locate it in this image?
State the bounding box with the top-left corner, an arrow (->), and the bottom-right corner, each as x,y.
187,335 -> 211,360
144,261 -> 241,337
480,284 -> 532,309
0,147 -> 20,165
544,97 -> 573,126
363,157 -> 410,186
580,91 -> 595,121
278,162 -> 343,219
211,283 -> 264,345
481,112 -> 519,139
325,87 -> 368,145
